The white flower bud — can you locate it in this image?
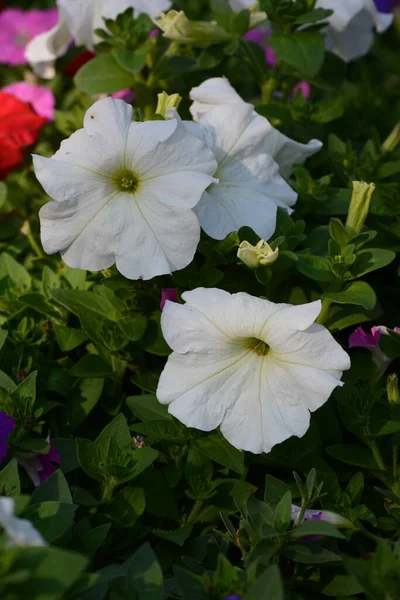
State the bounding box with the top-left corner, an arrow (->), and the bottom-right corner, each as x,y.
237,239 -> 279,269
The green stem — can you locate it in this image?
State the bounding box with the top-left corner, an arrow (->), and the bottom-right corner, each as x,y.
295,502 -> 308,527
23,221 -> 44,259
316,298 -> 332,326
185,500 -> 204,525
240,39 -> 267,86
393,446 -> 398,479
369,440 -> 387,472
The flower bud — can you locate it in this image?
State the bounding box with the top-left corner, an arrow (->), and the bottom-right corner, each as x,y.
382,122 -> 400,153
237,239 -> 279,269
387,373 -> 400,404
155,91 -> 182,117
346,181 -> 375,234
153,10 -> 232,47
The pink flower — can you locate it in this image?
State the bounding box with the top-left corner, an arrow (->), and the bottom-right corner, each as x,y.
0,8 -> 58,66
349,326 -> 384,349
160,288 -> 178,311
244,28 -> 277,67
2,82 -> 55,121
17,440 -> 61,487
292,81 -> 311,100
349,325 -> 400,369
111,89 -> 135,103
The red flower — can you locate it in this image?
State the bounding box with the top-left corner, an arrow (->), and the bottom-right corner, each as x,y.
63,50 -> 95,77
0,91 -> 46,179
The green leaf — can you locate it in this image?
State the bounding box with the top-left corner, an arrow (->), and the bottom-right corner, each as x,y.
74,52 -> 135,94
282,543 -> 342,564
0,371 -> 16,392
63,378 -> 104,432
20,293 -> 61,319
13,371 -> 37,415
264,475 -> 291,507
293,7 -> 333,25
0,253 -> 31,294
126,394 -> 171,421
326,444 -> 380,469
274,490 -> 292,531
27,502 -> 77,543
270,30 -> 325,78
70,355 -> 114,378
379,330 -> 400,358
31,470 -> 72,504
132,419 -> 189,441
42,266 -> 60,298
110,486 -> 146,526
0,329 -> 8,350
296,254 -> 334,282
51,288 -> 123,321
15,436 -> 50,454
173,566 -> 207,600
126,542 -> 163,600
53,325 -> 88,351
193,431 -> 244,474
7,546 -> 88,600
52,438 -> 79,474
291,519 -> 346,540
245,565 -> 283,600
320,574 -> 365,596
322,281 -> 377,311
0,459 -> 20,496
153,524 -> 193,547
112,47 -> 149,73
350,248 -> 395,278
81,523 -> 111,556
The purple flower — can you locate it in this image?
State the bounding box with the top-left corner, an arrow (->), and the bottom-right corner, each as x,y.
374,0 -> 399,13
223,596 -> 242,600
17,441 -> 61,487
349,325 -> 400,369
0,8 -> 58,66
2,82 -> 55,121
291,504 -> 351,542
0,412 -> 15,463
160,288 -> 179,311
292,81 -> 311,100
244,28 -> 277,67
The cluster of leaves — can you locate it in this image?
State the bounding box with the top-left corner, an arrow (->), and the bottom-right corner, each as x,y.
1,0 -> 400,598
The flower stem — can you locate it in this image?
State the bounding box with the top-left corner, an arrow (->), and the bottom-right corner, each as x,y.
186,500 -> 204,524
22,220 -> 44,259
369,440 -> 386,471
316,298 -> 332,326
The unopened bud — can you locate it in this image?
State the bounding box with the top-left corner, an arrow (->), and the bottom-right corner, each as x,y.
153,11 -> 232,47
155,91 -> 182,117
237,240 -> 279,269
387,373 -> 400,404
382,122 -> 400,153
346,181 -> 375,234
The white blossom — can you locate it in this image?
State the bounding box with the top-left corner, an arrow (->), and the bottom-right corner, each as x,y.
0,497 -> 46,547
316,0 -> 393,62
33,98 -> 217,280
157,288 -> 350,454
188,78 -> 321,240
25,0 -> 171,78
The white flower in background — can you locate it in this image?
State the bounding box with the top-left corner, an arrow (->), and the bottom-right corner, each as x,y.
157,288 -> 350,454
0,497 -> 46,547
187,78 -> 321,240
316,0 -> 393,62
25,0 -> 171,78
33,98 -> 217,280
190,78 -> 322,178
229,0 -> 257,9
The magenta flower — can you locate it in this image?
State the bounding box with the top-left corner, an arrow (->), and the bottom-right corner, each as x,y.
244,28 -> 277,67
292,81 -> 311,100
111,89 -> 135,103
17,441 -> 61,487
0,412 -> 15,463
2,82 -> 55,121
0,8 -> 58,66
291,504 -> 351,542
160,288 -> 179,311
223,596 -> 242,600
349,325 -> 384,349
349,325 -> 400,369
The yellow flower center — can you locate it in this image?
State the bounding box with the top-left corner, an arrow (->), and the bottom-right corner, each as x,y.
114,170 -> 139,193
248,338 -> 270,356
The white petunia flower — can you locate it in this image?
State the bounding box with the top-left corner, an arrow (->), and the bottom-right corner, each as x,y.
229,0 -> 258,10
157,288 -> 350,454
0,497 -> 46,547
187,78 -> 321,240
33,98 -> 217,280
316,0 -> 393,62
189,78 -> 322,178
25,0 -> 171,78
